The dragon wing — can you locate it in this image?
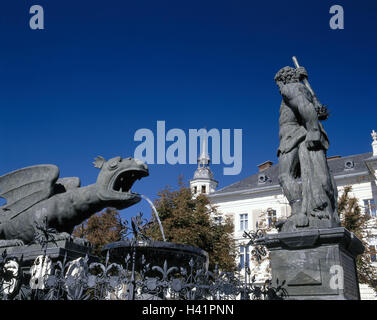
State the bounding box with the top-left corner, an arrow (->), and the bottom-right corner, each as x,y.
0,165 -> 59,222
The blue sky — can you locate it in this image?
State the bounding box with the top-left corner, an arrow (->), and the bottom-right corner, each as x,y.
0,0 -> 376,220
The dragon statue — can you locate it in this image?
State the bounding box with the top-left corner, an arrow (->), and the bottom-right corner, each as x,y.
0,156 -> 149,248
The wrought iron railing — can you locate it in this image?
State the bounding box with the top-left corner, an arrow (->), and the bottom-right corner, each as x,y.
0,249 -> 287,300
0,214 -> 288,300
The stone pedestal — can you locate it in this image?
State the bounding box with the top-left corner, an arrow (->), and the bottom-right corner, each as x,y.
1,240 -> 98,267
0,240 -> 99,298
1,240 -> 98,287
257,227 -> 364,300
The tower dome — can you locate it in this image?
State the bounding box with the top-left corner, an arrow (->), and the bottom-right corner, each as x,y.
190,135 -> 218,196
193,167 -> 214,180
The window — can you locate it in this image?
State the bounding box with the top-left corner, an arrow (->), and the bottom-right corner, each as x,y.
240,214 -> 248,231
370,236 -> 377,263
370,245 -> 376,263
239,245 -> 250,269
201,185 -> 206,194
214,216 -> 223,225
364,199 -> 376,217
267,209 -> 277,228
193,186 -> 197,194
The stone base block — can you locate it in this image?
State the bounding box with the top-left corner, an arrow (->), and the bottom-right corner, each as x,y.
258,227 -> 364,300
0,240 -> 99,298
0,240 -> 98,267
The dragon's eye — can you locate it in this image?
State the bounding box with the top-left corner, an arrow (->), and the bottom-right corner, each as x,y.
109,161 -> 118,169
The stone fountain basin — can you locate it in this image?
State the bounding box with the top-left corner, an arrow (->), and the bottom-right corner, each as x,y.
102,240 -> 209,274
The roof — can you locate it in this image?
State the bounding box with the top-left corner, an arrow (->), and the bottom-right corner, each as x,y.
192,167 -> 214,180
212,152 -> 373,196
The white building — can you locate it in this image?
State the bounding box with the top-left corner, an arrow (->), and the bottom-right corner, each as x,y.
192,131 -> 377,300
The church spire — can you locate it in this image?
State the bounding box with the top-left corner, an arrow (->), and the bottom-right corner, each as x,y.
198,136 -> 210,168
190,131 -> 218,196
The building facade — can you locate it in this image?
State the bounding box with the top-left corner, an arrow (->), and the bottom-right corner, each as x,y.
194,131 -> 377,300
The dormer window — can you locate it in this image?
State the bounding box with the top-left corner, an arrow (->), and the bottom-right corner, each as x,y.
258,174 -> 269,184
344,160 -> 354,170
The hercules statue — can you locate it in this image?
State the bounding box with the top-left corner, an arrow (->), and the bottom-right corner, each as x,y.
275,57 -> 340,232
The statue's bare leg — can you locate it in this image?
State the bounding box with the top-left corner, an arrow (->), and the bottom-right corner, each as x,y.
278,148 -> 309,228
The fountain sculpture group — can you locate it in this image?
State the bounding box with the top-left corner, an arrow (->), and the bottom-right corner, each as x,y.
0,57 -> 364,300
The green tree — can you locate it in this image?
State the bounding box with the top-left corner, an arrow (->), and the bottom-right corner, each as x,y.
145,178 -> 236,271
73,208 -> 125,256
338,186 -> 377,293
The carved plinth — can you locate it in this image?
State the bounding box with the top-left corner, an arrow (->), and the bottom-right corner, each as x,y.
0,240 -> 98,269
257,227 -> 364,300
0,240 -> 99,298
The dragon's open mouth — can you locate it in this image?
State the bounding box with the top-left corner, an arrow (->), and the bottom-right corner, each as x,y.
112,170 -> 148,194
